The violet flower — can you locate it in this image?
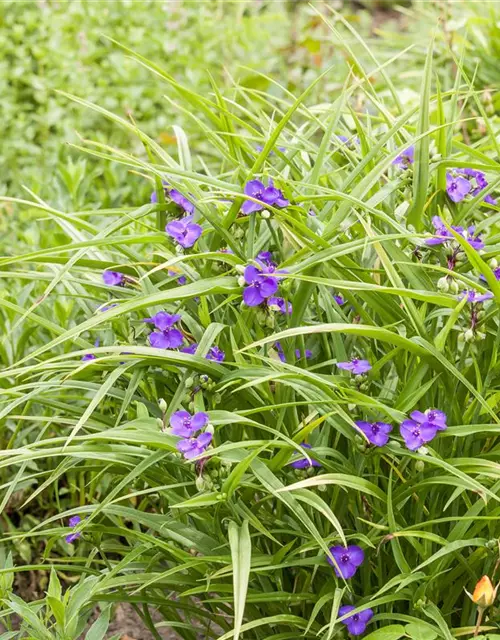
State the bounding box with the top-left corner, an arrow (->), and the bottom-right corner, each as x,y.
338,606 -> 374,636
144,312 -> 183,349
328,545 -> 364,579
275,342 -> 311,363
337,359 -> 371,375
355,421 -> 393,447
257,251 -> 276,266
177,432 -> 213,459
267,296 -> 292,315
82,339 -> 100,362
459,289 -> 494,303
393,145 -> 414,169
181,344 -> 198,355
206,346 -> 225,362
170,410 -> 209,437
333,294 -> 345,305
102,270 -> 125,286
426,217 -> 483,249
484,194 -> 497,205
446,172 -> 471,203
166,216 -> 202,248
242,264 -> 278,306
289,443 -> 320,469
65,515 -> 82,544
151,182 -> 194,214
241,178 -> 289,215
168,269 -> 187,285
400,409 -> 447,450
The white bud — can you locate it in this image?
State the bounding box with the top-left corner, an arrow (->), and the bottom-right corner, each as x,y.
235,264 -> 246,274
417,446 -> 429,456
205,424 -> 214,435
237,276 -> 246,287
261,210 -> 271,219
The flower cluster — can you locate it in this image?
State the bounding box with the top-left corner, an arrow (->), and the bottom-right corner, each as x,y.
400,409 -> 447,451
170,410 -> 213,459
426,216 -> 484,250
336,358 -> 371,375
65,515 -> 82,544
446,169 -> 496,205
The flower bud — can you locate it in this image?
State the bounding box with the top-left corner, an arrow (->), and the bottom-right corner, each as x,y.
237,276 -> 246,287
464,328 -> 475,343
417,446 -> 429,456
470,576 -> 497,608
213,393 -> 222,404
205,424 -> 214,435
415,460 -> 425,472
261,209 -> 271,219
185,377 -> 194,388
188,401 -> 195,412
490,258 -> 499,270
265,315 -> 275,329
448,279 -> 459,295
183,394 -> 191,404
437,277 -> 450,293
175,245 -> 184,255
158,398 -> 167,413
475,331 -> 486,342
200,375 -> 209,383
156,417 -> 164,429
195,475 -> 205,492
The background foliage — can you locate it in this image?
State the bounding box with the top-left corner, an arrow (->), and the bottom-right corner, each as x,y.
2,1 -> 500,639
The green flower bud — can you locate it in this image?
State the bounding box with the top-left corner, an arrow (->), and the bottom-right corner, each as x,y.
237,276 -> 246,287
464,328 -> 475,343
489,258 -> 499,270
185,377 -> 194,388
261,209 -> 271,219
265,314 -> 275,329
205,424 -> 215,435
437,276 -> 450,293
188,401 -> 195,412
213,393 -> 222,404
475,331 -> 486,342
415,460 -> 425,472
158,398 -> 167,412
156,418 -> 164,429
448,279 -> 459,295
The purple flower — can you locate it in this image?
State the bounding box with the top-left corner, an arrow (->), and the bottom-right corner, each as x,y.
333,294 -> 345,305
410,409 -> 447,431
102,270 -> 125,286
459,289 -> 494,303
177,432 -> 213,459
168,269 -> 187,285
170,410 -> 209,437
337,359 -> 371,375
484,194 -> 497,205
206,346 -> 225,362
166,216 -> 202,248
82,339 -> 100,362
465,226 -> 484,250
255,144 -> 286,155
144,311 -> 181,331
355,421 -> 392,447
151,182 -> 194,214
275,341 -> 287,363
145,312 -> 183,349
241,178 -> 289,215
267,296 -> 292,315
393,145 -> 414,169
242,264 -> 279,306
400,408 -> 447,451
289,443 -> 321,469
257,251 -> 276,266
295,348 -> 312,359
338,606 -> 374,636
181,343 -> 198,355
426,217 -> 483,249
65,515 -> 82,544
328,545 -> 364,579
446,172 -> 471,203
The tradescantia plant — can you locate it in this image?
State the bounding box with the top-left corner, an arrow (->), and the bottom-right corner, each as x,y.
3,13 -> 500,640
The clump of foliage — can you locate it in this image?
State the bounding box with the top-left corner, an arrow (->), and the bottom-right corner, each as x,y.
2,2 -> 500,639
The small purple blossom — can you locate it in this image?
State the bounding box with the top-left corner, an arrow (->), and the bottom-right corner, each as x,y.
170,410 -> 209,437
102,270 -> 125,286
296,348 -> 312,359
65,515 -> 82,544
446,172 -> 471,203
289,443 -> 320,469
166,216 -> 202,249
145,312 -> 183,349
327,545 -> 364,579
168,269 -> 187,285
241,178 -> 289,215
333,294 -> 345,305
459,289 -> 494,303
82,339 -> 100,362
144,311 -> 181,331
267,296 -> 292,315
426,217 -> 483,249
400,409 -> 447,450
484,194 -> 497,205
151,183 -> 194,214
355,421 -> 393,447
177,431 -> 213,459
338,606 -> 374,636
206,346 -> 225,362
393,145 -> 414,169
242,264 -> 279,306
256,251 -> 275,266
181,344 -> 198,355
337,359 -> 371,375
465,226 -> 484,250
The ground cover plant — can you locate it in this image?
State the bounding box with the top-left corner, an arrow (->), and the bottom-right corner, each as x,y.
3,1 -> 500,639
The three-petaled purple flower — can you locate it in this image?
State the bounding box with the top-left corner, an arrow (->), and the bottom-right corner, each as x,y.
242,264 -> 279,306
328,545 -> 364,579
355,421 -> 393,447
170,410 -> 209,437
459,289 -> 493,303
144,312 -> 183,349
446,172 -> 471,203
400,408 -> 447,450
267,296 -> 292,315
393,145 -> 414,169
337,359 -> 371,375
241,178 -> 289,215
151,183 -> 194,214
82,339 -> 100,362
177,432 -> 213,459
166,216 -> 202,248
338,606 -> 374,636
426,217 -> 483,250
103,270 -> 125,286
65,515 -> 82,544
207,346 -> 225,362
289,443 -> 321,469
333,294 -> 345,305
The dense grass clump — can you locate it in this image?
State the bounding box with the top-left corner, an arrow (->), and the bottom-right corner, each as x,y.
3,2 -> 500,639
